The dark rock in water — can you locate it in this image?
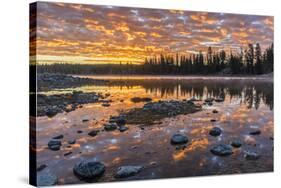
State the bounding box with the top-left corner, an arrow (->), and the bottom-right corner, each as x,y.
82,118 -> 89,122
125,100 -> 202,124
175,145 -> 186,150
131,97 -> 152,103
109,116 -> 126,125
231,140 -> 242,148
115,166 -> 143,178
210,119 -> 216,122
249,129 -> 261,135
37,164 -> 47,172
212,109 -> 218,113
48,140 -> 62,151
215,98 -> 224,102
77,130 -> 83,134
37,172 -> 58,186
118,126 -> 129,132
270,137 -> 274,140
68,139 -> 76,144
73,160 -> 105,180
102,103 -> 110,107
52,134 -> 63,139
244,151 -> 260,160
210,144 -> 233,156
45,108 -> 59,118
171,134 -> 188,145
209,127 -> 222,136
104,123 -> 118,131
88,130 -> 99,137
64,151 -> 73,156
205,98 -> 214,103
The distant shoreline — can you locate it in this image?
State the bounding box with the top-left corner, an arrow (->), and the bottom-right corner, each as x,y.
74,73 -> 273,82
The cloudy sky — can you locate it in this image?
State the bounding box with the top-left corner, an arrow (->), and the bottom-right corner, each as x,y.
31,2 -> 273,64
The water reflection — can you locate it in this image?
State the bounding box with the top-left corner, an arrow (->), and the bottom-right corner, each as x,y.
102,79 -> 273,110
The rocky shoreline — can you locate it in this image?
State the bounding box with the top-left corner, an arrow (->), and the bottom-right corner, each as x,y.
36,91 -> 105,117
37,73 -> 108,91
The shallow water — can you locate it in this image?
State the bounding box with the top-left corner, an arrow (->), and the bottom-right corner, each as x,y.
36,76 -> 273,185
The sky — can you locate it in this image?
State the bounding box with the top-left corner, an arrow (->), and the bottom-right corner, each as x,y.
30,2 -> 274,65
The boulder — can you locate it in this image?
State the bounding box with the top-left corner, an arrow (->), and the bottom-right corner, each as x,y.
104,123 -> 118,131
170,134 -> 188,145
48,140 -> 62,151
115,166 -> 143,178
210,144 -> 233,156
88,130 -> 99,137
118,126 -> 129,132
231,140 -> 242,148
73,160 -> 105,180
209,127 -> 222,137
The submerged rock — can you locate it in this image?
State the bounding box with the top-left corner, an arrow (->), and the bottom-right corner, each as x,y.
209,127 -> 222,137
37,172 -> 58,186
48,140 -> 62,151
52,134 -> 63,139
115,166 -> 143,178
124,100 -> 201,124
104,123 -> 118,131
88,130 -> 99,137
244,151 -> 260,160
171,134 -> 188,145
109,116 -> 126,125
210,144 -> 233,156
249,129 -> 261,135
231,139 -> 242,148
73,160 -> 105,180
118,126 -> 129,132
64,151 -> 73,156
68,139 -> 76,144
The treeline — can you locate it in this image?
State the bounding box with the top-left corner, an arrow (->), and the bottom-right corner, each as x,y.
37,43 -> 273,75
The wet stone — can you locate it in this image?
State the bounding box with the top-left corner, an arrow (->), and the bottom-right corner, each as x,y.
52,134 -> 63,139
210,119 -> 217,122
215,98 -> 224,102
88,130 -> 99,137
210,144 -> 233,156
231,139 -> 242,148
119,126 -> 129,132
104,123 -> 118,131
77,130 -> 83,134
115,166 -> 143,178
249,129 -> 261,135
209,127 -> 222,137
64,151 -> 73,156
171,134 -> 189,145
48,140 -> 62,151
68,139 -> 76,144
37,172 -> 58,186
73,160 -> 105,180
244,151 -> 260,160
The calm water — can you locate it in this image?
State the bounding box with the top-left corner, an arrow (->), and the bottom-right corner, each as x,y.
36,76 -> 273,184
